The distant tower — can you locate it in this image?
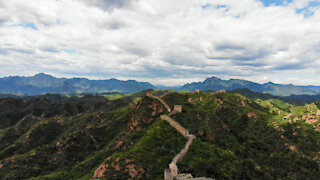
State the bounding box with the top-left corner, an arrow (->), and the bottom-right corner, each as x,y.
169,163 -> 178,176
146,92 -> 153,97
173,105 -> 182,113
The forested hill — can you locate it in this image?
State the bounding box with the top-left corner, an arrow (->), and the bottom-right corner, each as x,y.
0,90 -> 319,179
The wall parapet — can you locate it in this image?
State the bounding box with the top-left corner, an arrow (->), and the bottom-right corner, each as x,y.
146,92 -> 171,112
160,115 -> 189,137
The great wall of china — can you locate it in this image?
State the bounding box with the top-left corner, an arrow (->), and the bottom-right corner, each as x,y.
147,91 -> 214,180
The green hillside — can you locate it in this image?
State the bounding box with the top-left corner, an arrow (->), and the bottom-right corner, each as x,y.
0,90 -> 319,179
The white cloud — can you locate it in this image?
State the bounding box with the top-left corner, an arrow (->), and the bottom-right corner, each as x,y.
0,0 -> 320,86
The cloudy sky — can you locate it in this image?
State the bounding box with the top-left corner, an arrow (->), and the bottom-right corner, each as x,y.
0,0 -> 320,86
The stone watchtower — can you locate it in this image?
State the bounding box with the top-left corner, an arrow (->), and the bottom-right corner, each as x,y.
169,163 -> 178,176
173,105 -> 182,113
146,92 -> 153,97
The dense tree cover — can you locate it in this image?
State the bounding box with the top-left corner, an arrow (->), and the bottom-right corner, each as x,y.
0,90 -> 319,179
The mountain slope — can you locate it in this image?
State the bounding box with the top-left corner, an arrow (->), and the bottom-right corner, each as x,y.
0,73 -> 154,95
0,90 -> 319,179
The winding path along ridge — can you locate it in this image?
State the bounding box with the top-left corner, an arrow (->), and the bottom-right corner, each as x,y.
147,92 -> 196,177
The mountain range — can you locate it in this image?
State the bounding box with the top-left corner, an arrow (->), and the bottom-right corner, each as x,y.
1,73 -> 320,96
0,73 -> 154,95
181,76 -> 320,96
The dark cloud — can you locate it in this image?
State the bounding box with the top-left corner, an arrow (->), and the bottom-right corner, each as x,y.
0,49 -> 33,55
210,49 -> 270,67
80,0 -> 137,11
41,48 -> 59,53
215,44 -> 246,51
0,49 -> 7,55
232,49 -> 269,61
273,62 -> 308,70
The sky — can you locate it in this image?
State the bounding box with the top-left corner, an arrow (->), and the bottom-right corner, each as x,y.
0,0 -> 320,86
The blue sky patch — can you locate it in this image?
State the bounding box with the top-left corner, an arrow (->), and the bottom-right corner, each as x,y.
260,0 -> 293,7
62,48 -> 76,54
296,1 -> 320,17
56,19 -> 62,25
202,4 -> 228,10
17,22 -> 38,30
202,3 -> 211,9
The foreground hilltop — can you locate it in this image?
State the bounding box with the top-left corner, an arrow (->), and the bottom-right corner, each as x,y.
0,90 -> 319,179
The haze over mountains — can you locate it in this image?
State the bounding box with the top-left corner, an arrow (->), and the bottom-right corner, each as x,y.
181,76 -> 320,96
0,73 -> 154,95
1,73 -> 320,96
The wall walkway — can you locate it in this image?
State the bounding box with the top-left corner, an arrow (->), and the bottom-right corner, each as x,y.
146,92 -> 214,179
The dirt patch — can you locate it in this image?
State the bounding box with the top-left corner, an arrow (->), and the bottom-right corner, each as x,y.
214,99 -> 223,105
93,162 -> 108,178
207,133 -> 215,141
114,141 -> 124,150
221,122 -> 230,132
241,100 -> 246,107
289,145 -> 296,151
247,112 -> 258,119
126,164 -> 144,179
306,115 -> 318,124
135,100 -> 143,111
89,135 -> 97,143
283,113 -> 292,119
293,117 -> 300,122
198,130 -> 204,136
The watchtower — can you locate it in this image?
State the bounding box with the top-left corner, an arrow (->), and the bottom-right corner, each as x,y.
174,105 -> 182,113
169,163 -> 178,176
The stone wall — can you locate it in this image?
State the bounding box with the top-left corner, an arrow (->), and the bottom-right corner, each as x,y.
147,92 -> 214,180
160,115 -> 189,136
171,135 -> 195,164
146,92 -> 171,112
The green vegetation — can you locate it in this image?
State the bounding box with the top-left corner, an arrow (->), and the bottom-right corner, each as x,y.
0,90 -> 319,179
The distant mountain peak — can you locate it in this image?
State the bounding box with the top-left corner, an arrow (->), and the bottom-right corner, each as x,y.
203,76 -> 222,83
33,73 -> 54,78
207,76 -> 221,80
181,76 -> 320,96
